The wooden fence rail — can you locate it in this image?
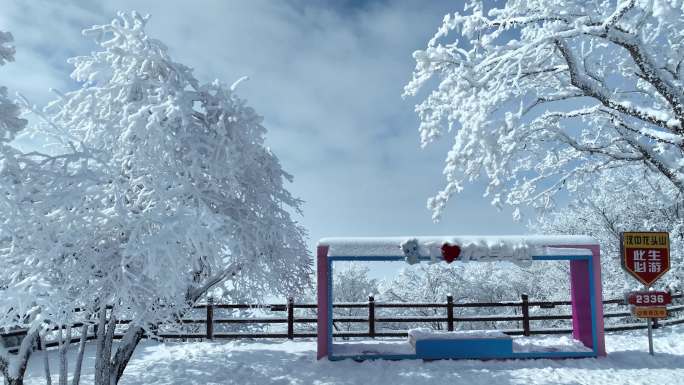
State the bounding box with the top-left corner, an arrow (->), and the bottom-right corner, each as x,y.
2,292 -> 683,351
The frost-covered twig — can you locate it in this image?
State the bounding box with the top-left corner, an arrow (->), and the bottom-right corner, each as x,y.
405,0 -> 684,219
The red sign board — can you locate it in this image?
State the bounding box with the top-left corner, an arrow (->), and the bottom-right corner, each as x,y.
627,291 -> 672,306
620,232 -> 670,287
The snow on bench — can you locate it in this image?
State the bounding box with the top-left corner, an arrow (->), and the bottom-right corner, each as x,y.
408,328 -> 510,347
512,335 -> 593,353
332,340 -> 416,356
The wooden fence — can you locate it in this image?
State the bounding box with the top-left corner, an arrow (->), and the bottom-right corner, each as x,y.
2,293 -> 683,350
173,293 -> 684,340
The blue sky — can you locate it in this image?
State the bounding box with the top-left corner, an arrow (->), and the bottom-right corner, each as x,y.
0,0 -> 526,251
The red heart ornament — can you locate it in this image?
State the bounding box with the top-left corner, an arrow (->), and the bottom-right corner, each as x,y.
441,243 -> 461,263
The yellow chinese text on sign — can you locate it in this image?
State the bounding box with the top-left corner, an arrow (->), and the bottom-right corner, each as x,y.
631,306 -> 668,319
622,232 -> 669,248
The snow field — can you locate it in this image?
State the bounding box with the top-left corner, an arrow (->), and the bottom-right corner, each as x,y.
22,326 -> 684,385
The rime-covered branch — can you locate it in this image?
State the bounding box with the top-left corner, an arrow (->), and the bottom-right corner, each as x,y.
405,0 -> 684,220
555,38 -> 675,130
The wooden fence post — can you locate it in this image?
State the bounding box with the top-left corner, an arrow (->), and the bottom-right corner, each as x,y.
446,295 -> 454,332
521,293 -> 530,336
368,295 -> 375,338
287,297 -> 294,340
206,297 -> 214,340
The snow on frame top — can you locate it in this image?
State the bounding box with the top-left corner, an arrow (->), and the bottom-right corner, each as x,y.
318,235 -> 597,262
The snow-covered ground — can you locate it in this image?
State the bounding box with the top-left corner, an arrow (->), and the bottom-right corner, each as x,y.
24,327 -> 684,385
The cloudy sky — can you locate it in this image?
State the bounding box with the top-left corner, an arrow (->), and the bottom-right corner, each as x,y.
0,0 -> 526,251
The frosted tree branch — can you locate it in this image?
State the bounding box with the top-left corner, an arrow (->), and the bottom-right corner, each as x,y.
405,0 -> 684,219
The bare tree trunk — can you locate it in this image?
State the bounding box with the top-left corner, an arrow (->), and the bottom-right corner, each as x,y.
58,325 -> 71,385
0,328 -> 43,385
42,336 -> 52,385
102,315 -> 116,383
93,307 -> 108,385
94,307 -> 121,385
111,326 -> 144,385
92,322 -> 144,385
91,270 -> 233,385
91,322 -> 145,385
56,329 -> 63,384
71,323 -> 88,385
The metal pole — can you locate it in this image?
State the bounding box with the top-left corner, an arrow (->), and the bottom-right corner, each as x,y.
645,285 -> 654,355
647,317 -> 654,355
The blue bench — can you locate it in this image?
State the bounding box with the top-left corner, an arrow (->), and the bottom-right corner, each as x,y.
409,329 -> 513,360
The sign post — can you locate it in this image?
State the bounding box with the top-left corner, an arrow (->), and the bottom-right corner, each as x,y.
647,308 -> 653,355
620,231 -> 670,356
628,289 -> 670,354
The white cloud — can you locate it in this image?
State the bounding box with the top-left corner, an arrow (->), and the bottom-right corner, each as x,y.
0,0 -> 526,249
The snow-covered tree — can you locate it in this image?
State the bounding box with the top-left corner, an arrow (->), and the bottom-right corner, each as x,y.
0,31 -> 26,142
404,0 -> 684,221
331,263 -> 379,332
0,12 -> 311,385
380,264 -> 459,330
334,263 -> 379,303
0,29 -> 42,385
380,262 -> 549,331
532,168 -> 684,294
0,29 -> 38,385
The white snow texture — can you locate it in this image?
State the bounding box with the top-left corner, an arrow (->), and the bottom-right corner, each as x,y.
19,325 -> 684,385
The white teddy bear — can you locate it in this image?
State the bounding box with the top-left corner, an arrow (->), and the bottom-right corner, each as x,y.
401,238 -> 421,265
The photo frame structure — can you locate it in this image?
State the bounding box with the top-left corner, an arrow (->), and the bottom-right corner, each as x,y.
316,236 -> 606,361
